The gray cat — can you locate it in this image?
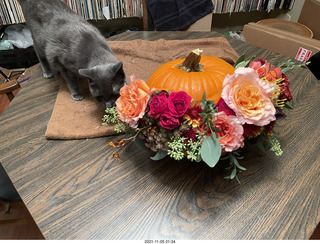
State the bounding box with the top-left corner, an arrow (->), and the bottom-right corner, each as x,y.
17,0 -> 125,108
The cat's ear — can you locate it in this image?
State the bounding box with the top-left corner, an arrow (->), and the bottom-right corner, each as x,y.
112,62 -> 126,93
78,68 -> 94,79
113,62 -> 123,74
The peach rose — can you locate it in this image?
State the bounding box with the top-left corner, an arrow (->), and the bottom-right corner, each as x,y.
116,75 -> 151,127
249,58 -> 271,78
221,67 -> 276,126
214,111 -> 244,152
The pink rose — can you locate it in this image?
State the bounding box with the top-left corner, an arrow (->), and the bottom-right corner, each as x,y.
221,67 -> 276,126
167,91 -> 192,117
149,92 -> 168,118
214,111 -> 244,152
215,98 -> 235,116
159,113 -> 180,130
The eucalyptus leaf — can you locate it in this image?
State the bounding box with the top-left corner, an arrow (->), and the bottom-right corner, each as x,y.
230,168 -> 237,179
233,158 -> 246,171
220,154 -> 230,161
150,150 -> 168,161
281,67 -> 290,74
200,136 -> 222,168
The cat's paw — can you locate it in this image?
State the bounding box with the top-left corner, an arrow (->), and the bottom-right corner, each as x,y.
43,72 -> 53,79
71,93 -> 84,101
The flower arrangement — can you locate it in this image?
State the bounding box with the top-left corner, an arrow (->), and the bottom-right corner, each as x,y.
103,54 -> 305,182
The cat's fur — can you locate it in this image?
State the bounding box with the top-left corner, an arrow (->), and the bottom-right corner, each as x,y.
17,0 -> 125,108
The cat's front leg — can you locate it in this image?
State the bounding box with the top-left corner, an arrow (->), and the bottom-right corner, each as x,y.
33,44 -> 53,78
39,57 -> 53,78
62,70 -> 84,101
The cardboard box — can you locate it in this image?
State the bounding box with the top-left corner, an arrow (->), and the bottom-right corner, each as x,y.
184,13 -> 213,31
243,22 -> 320,62
298,0 -> 320,40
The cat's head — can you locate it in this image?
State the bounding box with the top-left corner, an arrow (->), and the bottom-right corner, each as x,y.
79,62 -> 125,108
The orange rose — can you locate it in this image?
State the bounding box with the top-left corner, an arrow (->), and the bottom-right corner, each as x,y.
116,75 -> 151,127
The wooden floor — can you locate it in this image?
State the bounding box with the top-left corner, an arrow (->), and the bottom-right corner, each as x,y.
311,223 -> 320,240
0,201 -> 44,240
0,89 -> 20,115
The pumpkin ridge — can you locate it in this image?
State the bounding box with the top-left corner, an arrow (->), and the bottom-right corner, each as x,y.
147,51 -> 235,103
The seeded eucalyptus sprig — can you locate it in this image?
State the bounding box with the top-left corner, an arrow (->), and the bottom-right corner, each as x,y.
102,107 -> 132,133
278,59 -> 310,74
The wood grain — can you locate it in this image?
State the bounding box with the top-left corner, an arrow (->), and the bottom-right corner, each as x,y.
0,32 -> 319,240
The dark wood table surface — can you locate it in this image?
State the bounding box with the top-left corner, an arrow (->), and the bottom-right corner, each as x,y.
0,31 -> 319,240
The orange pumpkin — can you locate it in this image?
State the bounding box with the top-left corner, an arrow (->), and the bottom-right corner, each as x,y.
147,49 -> 235,103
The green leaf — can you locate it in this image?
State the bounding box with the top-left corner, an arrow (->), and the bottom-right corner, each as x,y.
255,141 -> 266,152
281,67 -> 290,74
233,157 -> 246,171
284,103 -> 293,109
234,56 -> 255,68
230,168 -> 237,179
207,120 -> 214,129
134,137 -> 150,151
234,54 -> 246,67
200,136 -> 222,168
201,92 -> 207,110
235,60 -> 247,68
207,100 -> 216,107
150,150 -> 168,161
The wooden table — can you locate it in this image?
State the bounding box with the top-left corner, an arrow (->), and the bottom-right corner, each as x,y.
0,31 -> 319,240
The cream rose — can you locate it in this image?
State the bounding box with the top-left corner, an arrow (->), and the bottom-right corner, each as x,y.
221,67 -> 276,126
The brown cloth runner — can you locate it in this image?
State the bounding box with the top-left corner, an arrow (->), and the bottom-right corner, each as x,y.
45,37 -> 239,139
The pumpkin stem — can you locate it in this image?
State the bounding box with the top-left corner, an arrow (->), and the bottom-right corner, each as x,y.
177,48 -> 204,72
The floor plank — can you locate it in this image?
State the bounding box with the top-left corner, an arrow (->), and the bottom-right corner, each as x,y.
0,201 -> 44,240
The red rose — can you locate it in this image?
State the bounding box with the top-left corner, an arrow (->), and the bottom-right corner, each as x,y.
215,98 -> 235,116
167,91 -> 192,117
159,113 -> 180,130
243,123 -> 262,137
149,92 -> 168,118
